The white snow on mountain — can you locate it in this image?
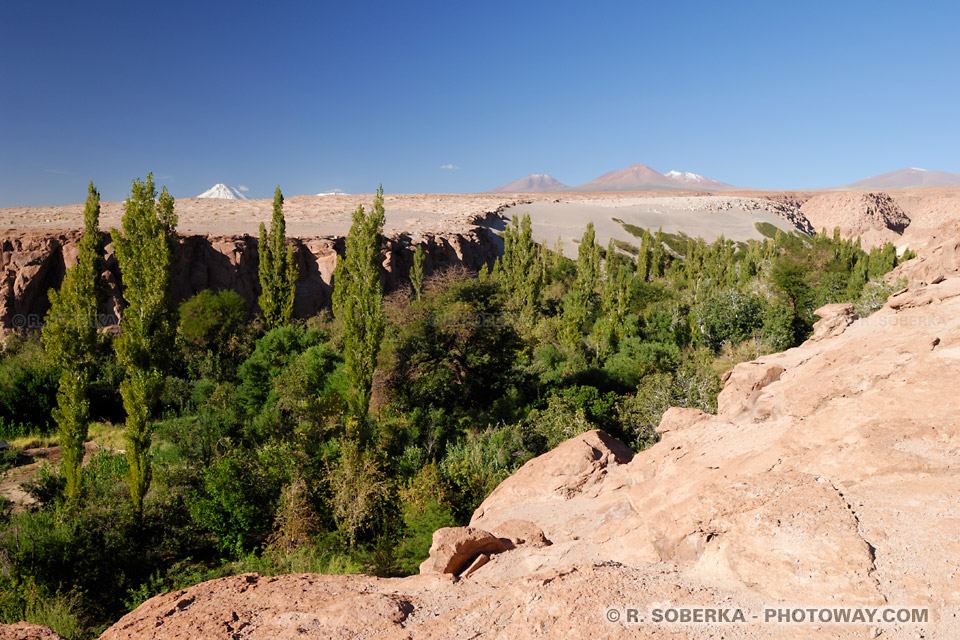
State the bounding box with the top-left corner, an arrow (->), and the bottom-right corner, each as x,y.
197,184 -> 248,200
664,170 -> 705,182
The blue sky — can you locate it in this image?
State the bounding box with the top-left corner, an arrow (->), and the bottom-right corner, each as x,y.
1,0 -> 958,205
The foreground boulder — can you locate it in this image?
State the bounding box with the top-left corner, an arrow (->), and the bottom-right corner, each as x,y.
419,527 -> 507,575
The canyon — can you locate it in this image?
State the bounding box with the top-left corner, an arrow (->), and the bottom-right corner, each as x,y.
2,187 -> 950,333
2,187 -> 960,639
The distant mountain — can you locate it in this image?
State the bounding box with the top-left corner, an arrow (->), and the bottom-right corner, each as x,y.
835,168 -> 960,190
197,184 -> 248,200
571,163 -> 737,192
663,170 -> 740,191
489,174 -> 568,193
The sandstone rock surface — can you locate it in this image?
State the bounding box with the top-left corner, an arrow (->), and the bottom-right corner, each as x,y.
800,191 -> 910,245
0,622 -> 66,640
418,527 -> 507,576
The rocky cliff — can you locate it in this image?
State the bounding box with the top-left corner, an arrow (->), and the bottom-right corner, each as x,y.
61,235 -> 960,639
0,227 -> 499,332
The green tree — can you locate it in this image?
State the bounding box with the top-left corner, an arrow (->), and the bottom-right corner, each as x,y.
594,241 -> 635,358
410,244 -> 425,300
499,214 -> 543,329
560,222 -> 602,351
111,174 -> 178,515
41,182 -> 104,501
258,187 -> 298,329
333,186 -> 386,418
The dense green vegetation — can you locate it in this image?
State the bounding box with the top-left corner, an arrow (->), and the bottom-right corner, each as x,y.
0,184 -> 910,638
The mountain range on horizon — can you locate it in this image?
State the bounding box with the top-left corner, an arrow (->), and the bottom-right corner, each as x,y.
488,164 -> 741,193
831,167 -> 960,191
489,164 -> 960,194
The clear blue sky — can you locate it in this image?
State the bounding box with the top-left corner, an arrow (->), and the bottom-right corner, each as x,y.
1,0 -> 958,206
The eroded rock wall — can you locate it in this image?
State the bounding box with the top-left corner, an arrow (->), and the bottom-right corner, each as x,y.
0,228 -> 499,331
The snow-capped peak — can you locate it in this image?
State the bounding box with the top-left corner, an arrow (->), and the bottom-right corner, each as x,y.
197,184 -> 248,200
665,170 -> 704,182
908,167 -> 927,172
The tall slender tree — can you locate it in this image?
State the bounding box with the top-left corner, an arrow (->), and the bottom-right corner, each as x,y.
560,222 -> 601,350
41,182 -> 104,502
333,185 -> 386,418
410,244 -> 425,300
499,214 -> 542,329
594,239 -> 634,357
111,174 -> 178,516
258,187 -> 298,328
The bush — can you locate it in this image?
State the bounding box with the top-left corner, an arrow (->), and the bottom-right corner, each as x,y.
695,289 -> 765,352
0,337 -> 59,433
178,289 -> 248,380
384,278 -> 522,422
393,463 -> 456,574
190,446 -> 288,556
440,422 -> 537,521
603,338 -> 681,388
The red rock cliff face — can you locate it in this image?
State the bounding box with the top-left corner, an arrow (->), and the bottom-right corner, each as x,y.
0,227 -> 499,331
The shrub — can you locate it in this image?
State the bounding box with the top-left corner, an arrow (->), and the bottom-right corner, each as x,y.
695,289 -> 765,351
178,289 -> 248,380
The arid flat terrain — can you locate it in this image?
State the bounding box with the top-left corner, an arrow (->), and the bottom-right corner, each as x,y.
5,188 -> 960,250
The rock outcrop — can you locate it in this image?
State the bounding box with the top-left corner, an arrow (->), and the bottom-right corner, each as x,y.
800,192 -> 911,245
0,228 -> 498,333
418,527 -> 508,576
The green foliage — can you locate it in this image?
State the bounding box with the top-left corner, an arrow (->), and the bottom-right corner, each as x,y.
0,337 -> 59,434
258,187 -> 298,329
696,288 -> 765,352
594,251 -> 636,357
754,221 -> 780,239
178,289 -> 247,380
603,338 -> 681,388
112,173 -> 178,514
439,422 -> 536,521
410,244 -> 425,300
326,439 -> 391,543
41,182 -> 105,500
190,446 -> 287,555
498,213 -> 543,330
384,277 -> 522,442
393,463 -> 456,574
560,222 -> 602,350
333,186 -> 386,418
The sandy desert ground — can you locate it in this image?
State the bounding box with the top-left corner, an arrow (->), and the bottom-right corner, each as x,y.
4,187 -> 960,253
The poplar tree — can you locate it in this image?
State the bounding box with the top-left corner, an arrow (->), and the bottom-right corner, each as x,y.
499,214 -> 542,328
560,222 -> 601,350
650,227 -> 667,278
410,244 -> 425,300
333,186 -> 386,417
637,229 -> 653,281
594,240 -> 635,357
258,187 -> 298,328
112,174 -> 177,516
42,182 -> 104,502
